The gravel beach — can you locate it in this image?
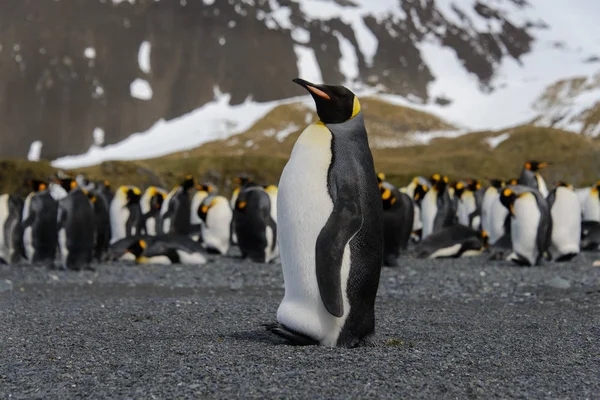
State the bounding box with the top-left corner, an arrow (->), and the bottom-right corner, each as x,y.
1,251 -> 599,399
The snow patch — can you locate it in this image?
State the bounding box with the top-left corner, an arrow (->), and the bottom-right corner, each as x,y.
138,41 -> 151,73
334,32 -> 359,85
370,130 -> 468,149
52,93 -> 300,169
291,27 -> 310,44
84,47 -> 96,59
93,128 -> 105,146
293,45 -> 323,83
27,141 -> 42,161
275,124 -> 300,142
130,78 -> 153,100
486,132 -> 511,149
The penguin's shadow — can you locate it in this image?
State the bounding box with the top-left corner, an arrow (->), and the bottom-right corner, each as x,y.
226,327 -> 289,346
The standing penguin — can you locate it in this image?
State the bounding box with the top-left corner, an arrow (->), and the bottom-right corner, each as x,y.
54,177 -> 96,270
141,186 -> 167,236
500,186 -> 552,266
197,196 -> 232,255
421,174 -> 455,239
230,177 -> 255,245
546,182 -> 581,261
21,180 -> 58,266
581,181 -> 600,222
269,78 -> 383,348
109,186 -> 143,244
409,182 -> 429,241
378,176 -> 414,266
159,176 -> 195,235
481,179 -> 509,245
517,161 -> 549,197
234,186 -> 277,263
0,194 -> 24,264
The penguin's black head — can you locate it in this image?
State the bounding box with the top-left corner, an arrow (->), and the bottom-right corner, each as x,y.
28,179 -> 48,192
524,161 -> 548,172
555,181 -> 572,189
507,178 -> 519,186
126,239 -> 146,259
499,188 -> 517,216
453,181 -> 466,198
489,179 -> 504,189
181,175 -> 196,191
380,187 -> 396,210
233,176 -> 253,187
151,192 -> 165,209
480,230 -> 489,248
293,78 -> 359,124
433,175 -> 449,192
54,177 -> 77,193
467,179 -> 481,192
413,183 -> 428,204
196,183 -> 214,193
126,187 -> 142,204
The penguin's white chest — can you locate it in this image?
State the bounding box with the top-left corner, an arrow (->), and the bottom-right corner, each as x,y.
457,192 -> 476,228
511,194 -> 541,265
489,194 -> 509,245
0,194 -> 8,255
22,193 -> 34,260
550,188 -> 581,257
203,199 -> 232,255
276,123 -> 348,346
421,190 -> 438,239
582,189 -> 600,222
110,204 -> 130,244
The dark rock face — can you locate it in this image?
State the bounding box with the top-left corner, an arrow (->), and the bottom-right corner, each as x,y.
0,0 -> 536,159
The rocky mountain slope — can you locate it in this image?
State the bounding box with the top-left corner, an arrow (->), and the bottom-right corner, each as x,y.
1,0 -> 598,160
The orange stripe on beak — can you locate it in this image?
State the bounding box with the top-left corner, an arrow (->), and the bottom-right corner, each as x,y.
306,85 -> 331,100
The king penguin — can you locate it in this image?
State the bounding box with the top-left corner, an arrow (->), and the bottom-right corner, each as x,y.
21,179 -> 58,266
197,195 -> 233,255
581,181 -> 600,222
269,78 -> 383,348
141,186 -> 167,236
159,176 -> 195,235
500,186 -> 552,266
0,193 -> 24,264
481,179 -> 509,245
546,182 -> 581,261
109,186 -> 143,244
517,161 -> 549,197
421,174 -> 455,239
54,177 -> 96,270
378,174 -> 414,266
190,184 -> 214,240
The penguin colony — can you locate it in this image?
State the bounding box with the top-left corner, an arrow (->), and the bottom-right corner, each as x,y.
1,79 -> 600,349
0,172 -> 279,268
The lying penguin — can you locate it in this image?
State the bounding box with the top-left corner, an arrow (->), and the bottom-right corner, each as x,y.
120,235 -> 207,265
415,225 -> 488,259
581,220 -> 600,251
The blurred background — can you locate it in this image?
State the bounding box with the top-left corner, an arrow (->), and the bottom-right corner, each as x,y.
1,0 -> 599,192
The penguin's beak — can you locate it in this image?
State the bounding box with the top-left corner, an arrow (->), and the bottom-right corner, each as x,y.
293,78 -> 331,100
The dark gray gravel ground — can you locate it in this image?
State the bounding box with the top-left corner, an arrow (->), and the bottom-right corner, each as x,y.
1,250 -> 600,399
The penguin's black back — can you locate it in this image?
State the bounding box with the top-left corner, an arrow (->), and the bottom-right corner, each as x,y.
416,224 -> 483,258
324,113 -> 383,348
30,192 -> 58,262
382,188 -> 414,266
234,188 -> 272,263
59,190 -> 95,269
433,188 -> 456,232
91,190 -> 111,261
166,188 -> 192,235
4,195 -> 24,264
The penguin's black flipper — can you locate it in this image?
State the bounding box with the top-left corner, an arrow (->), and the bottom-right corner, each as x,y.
315,190 -> 362,318
264,323 -> 319,346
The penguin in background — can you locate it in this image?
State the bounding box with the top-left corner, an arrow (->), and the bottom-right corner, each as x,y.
581,220 -> 600,251
546,182 -> 581,262
190,184 -> 214,240
454,181 -> 477,230
141,186 -> 167,236
0,194 -> 25,264
500,186 -> 552,266
410,182 -> 429,241
517,161 -> 549,197
159,175 -> 196,235
88,186 -> 111,262
197,195 -> 232,255
415,225 -> 488,259
123,236 -> 207,265
378,174 -> 414,266
230,176 -> 256,245
109,186 -> 143,244
21,179 -> 58,266
581,181 -> 600,222
234,186 -> 278,263
97,180 -> 114,208
421,173 -> 455,239
481,179 -> 509,245
54,177 -> 96,270
269,78 -> 383,348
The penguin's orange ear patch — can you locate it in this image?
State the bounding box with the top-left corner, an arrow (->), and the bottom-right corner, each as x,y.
306,85 -> 331,100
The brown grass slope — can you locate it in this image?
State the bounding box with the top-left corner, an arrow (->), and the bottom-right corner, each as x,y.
1,101 -> 599,196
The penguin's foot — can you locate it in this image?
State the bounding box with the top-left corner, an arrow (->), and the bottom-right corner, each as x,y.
556,253 -> 578,262
263,323 -> 319,346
